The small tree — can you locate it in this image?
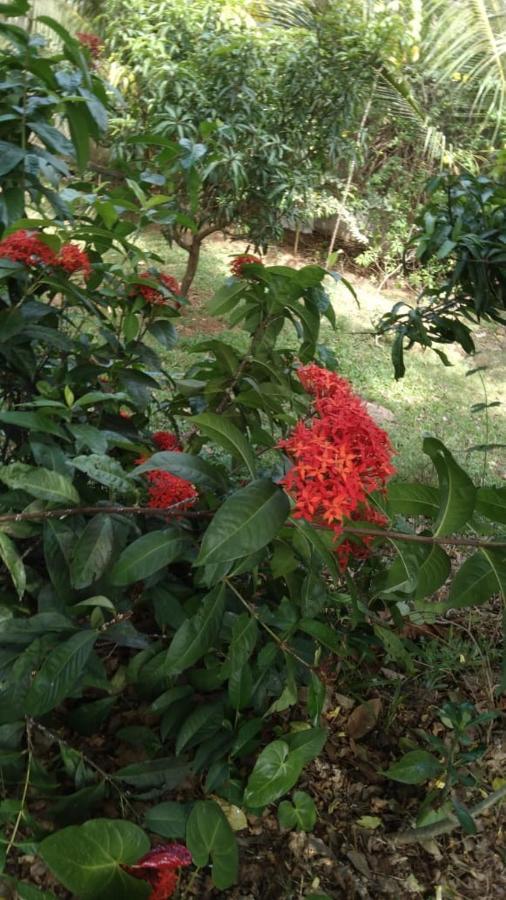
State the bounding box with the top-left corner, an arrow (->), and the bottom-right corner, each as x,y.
102,0 -> 379,293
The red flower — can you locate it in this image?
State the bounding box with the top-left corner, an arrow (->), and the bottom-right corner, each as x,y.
134,272 -> 182,307
230,254 -> 263,278
146,470 -> 197,510
0,230 -> 57,268
57,243 -> 92,279
152,431 -> 182,452
279,364 -> 395,569
76,32 -> 103,59
123,843 -> 192,900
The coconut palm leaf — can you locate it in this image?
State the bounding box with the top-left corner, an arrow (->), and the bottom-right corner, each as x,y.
424,0 -> 506,133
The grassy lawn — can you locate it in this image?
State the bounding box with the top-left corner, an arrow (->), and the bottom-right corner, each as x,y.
139,230 -> 506,484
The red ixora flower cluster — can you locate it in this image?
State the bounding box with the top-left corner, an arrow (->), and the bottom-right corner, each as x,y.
76,32 -> 103,59
152,431 -> 182,452
123,844 -> 192,900
230,254 -> 263,278
134,272 -> 182,307
136,431 -> 197,511
0,230 -> 91,278
279,363 -> 396,569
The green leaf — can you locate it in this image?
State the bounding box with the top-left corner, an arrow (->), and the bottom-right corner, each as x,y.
228,663 -> 253,711
0,463 -> 79,504
163,585 -> 226,675
451,797 -> 477,835
414,545 -> 451,601
227,613 -> 258,670
387,483 -> 440,518
373,625 -> 415,673
39,818 -> 150,900
244,729 -> 326,809
70,515 -> 114,589
134,451 -> 227,493
207,280 -> 246,316
110,528 -> 186,586
392,332 -> 405,380
114,758 -> 188,791
0,141 -> 24,176
186,800 -> 238,890
278,791 -> 317,832
144,801 -> 189,839
65,104 -> 90,170
196,479 -> 290,566
0,529 -> 26,597
25,630 -> 97,716
244,740 -> 299,807
385,750 -> 443,784
192,413 -> 256,477
175,701 -> 224,755
445,549 -> 506,610
0,410 -> 67,439
72,454 -> 132,494
423,438 -> 476,535
476,486 -> 506,524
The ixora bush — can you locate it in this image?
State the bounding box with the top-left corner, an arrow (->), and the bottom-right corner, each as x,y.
0,229 -> 505,897
0,4 -> 505,897
378,169 -> 506,377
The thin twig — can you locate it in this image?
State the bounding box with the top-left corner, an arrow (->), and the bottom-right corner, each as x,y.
5,731 -> 32,858
392,784 -> 506,844
341,526 -> 506,549
0,503 -> 212,525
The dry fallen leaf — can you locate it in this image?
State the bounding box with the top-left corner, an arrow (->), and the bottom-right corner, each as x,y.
211,795 -> 248,831
346,698 -> 382,740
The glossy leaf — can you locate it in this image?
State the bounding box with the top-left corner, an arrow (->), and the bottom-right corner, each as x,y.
446,549 -> 506,609
70,515 -> 114,589
110,528 -> 186,586
196,479 -> 290,566
39,819 -> 150,900
72,454 -> 132,494
186,800 -> 238,890
192,413 -> 256,476
134,451 -> 227,493
163,585 -> 226,675
385,750 -> 443,784
0,529 -> 26,597
144,801 -> 189,839
423,437 -> 475,535
25,630 -> 97,716
278,791 -> 317,832
0,463 -> 79,504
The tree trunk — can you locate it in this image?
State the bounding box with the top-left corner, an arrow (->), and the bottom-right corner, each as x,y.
180,237 -> 201,297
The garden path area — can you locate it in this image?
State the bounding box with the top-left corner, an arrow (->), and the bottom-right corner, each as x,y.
141,230 -> 506,485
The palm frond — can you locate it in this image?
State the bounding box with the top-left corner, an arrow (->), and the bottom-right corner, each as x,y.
424,0 -> 506,131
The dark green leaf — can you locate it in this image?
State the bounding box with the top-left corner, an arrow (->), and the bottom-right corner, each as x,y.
423,438 -> 475,535
25,630 -> 97,716
110,528 -> 186,586
385,750 -> 443,784
0,529 -> 26,597
134,451 -> 227,493
197,480 -> 290,566
186,800 -> 238,890
163,585 -> 226,675
192,413 -> 256,477
144,801 -> 189,839
0,463 -> 79,504
39,819 -> 150,900
71,515 -> 114,589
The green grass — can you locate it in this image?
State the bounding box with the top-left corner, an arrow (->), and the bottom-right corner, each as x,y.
139,230 -> 506,484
